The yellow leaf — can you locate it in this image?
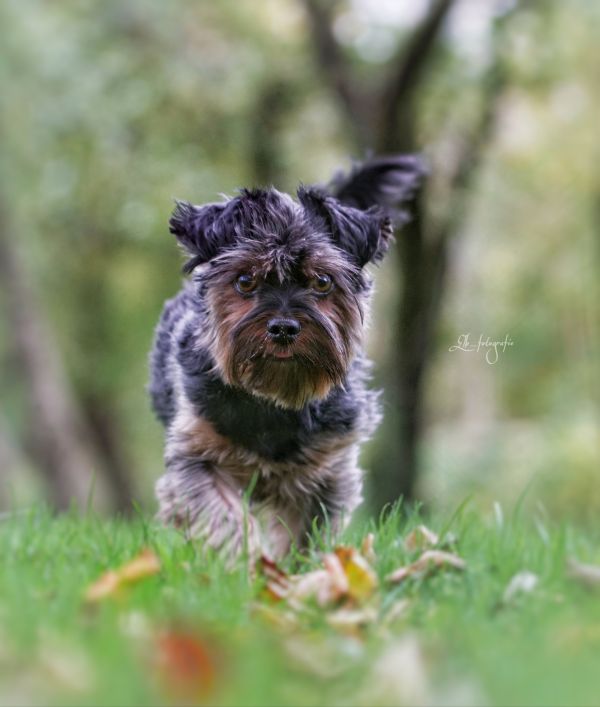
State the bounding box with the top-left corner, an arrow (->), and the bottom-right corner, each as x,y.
334,546 -> 378,602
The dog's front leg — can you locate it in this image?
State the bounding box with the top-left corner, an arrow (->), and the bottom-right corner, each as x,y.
156,454 -> 260,562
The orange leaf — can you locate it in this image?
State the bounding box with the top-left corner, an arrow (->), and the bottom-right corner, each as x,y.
85,549 -> 160,602
156,629 -> 218,701
85,570 -> 120,603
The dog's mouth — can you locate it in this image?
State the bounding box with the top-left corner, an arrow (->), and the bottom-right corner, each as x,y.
268,348 -> 295,360
228,332 -> 349,409
249,341 -> 297,362
248,345 -> 296,362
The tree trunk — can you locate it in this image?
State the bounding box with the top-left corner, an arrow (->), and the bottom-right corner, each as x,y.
300,0 -> 514,507
0,205 -> 113,510
250,78 -> 297,188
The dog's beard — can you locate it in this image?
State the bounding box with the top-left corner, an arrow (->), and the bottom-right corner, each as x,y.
225,318 -> 351,409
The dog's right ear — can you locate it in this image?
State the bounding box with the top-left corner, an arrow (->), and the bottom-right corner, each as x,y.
169,200 -> 233,273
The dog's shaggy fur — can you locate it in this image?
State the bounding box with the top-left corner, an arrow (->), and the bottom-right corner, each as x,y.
149,155 -> 424,559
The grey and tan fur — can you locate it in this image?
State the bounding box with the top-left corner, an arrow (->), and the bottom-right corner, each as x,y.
149,155 -> 424,560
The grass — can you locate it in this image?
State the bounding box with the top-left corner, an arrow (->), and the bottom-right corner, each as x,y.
1,502 -> 600,706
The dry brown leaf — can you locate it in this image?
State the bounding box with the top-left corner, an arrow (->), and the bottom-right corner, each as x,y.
404,525 -> 439,552
334,546 -> 378,602
258,546 -> 376,611
360,533 -> 377,563
323,553 -> 350,596
292,554 -> 348,607
355,635 -> 430,706
118,549 -> 161,582
259,555 -> 290,602
85,549 -> 160,602
289,568 -> 333,607
155,628 -> 218,701
567,558 -> 600,589
326,606 -> 378,633
386,549 -> 466,585
37,631 -> 94,694
85,571 -> 120,603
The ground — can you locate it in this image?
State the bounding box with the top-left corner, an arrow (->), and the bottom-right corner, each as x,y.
1,502 -> 600,706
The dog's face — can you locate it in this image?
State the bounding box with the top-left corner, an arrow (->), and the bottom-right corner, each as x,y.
170,187 -> 393,409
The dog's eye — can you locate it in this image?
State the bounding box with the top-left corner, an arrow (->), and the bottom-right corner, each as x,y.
235,274 -> 257,294
311,274 -> 334,295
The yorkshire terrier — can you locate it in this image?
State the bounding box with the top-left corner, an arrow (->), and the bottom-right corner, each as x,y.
149,155 -> 424,560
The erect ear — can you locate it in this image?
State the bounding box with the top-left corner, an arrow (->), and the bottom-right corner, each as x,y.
169,200 -> 233,273
298,187 -> 392,267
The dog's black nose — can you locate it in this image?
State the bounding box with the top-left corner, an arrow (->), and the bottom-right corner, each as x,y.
267,317 -> 301,343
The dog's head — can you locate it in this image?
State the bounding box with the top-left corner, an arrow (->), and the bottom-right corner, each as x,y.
170,159 -> 423,409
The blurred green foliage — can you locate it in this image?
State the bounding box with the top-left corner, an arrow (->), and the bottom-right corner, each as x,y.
0,0 -> 598,517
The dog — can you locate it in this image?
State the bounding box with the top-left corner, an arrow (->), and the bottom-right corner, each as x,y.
149,155 -> 424,560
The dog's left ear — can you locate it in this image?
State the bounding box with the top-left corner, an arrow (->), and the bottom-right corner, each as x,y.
298,188 -> 391,267
169,200 -> 235,273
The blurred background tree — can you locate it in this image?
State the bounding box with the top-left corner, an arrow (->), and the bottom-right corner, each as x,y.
0,0 -> 598,520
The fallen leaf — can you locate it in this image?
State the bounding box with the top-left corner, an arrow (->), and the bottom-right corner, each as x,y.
326,606 -> 377,633
360,533 -> 377,563
283,633 -> 363,678
386,550 -> 466,585
355,635 -> 430,706
119,611 -> 153,641
404,525 -> 439,552
289,568 -> 337,607
37,631 -> 94,694
119,549 -> 161,582
259,555 -> 290,602
155,628 -> 218,702
258,547 -> 376,611
323,553 -> 351,596
567,558 -> 600,589
85,571 -> 120,603
291,554 -> 349,607
502,570 -> 538,603
85,549 -> 160,602
334,547 -> 378,602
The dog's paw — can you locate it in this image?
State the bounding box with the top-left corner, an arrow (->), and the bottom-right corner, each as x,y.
155,472 -> 262,565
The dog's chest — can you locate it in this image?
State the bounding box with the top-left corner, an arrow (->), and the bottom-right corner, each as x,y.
186,365 -> 359,464
204,390 -> 309,461
180,408 -> 357,510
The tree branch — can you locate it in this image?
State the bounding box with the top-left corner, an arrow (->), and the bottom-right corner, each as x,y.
379,0 -> 458,151
299,0 -> 371,146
